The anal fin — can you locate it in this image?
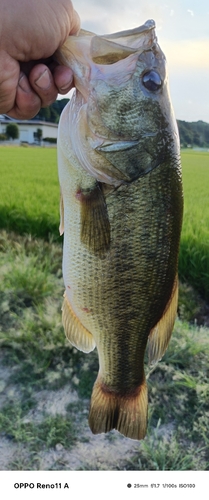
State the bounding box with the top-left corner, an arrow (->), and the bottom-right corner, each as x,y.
80,182 -> 110,257
62,293 -> 96,353
148,275 -> 179,365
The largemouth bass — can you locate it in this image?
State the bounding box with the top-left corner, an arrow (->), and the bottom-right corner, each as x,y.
56,20 -> 183,440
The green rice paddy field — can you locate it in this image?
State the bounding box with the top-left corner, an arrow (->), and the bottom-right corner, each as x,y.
0,146 -> 208,298
0,146 -> 208,471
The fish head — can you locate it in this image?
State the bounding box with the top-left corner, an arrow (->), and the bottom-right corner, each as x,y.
56,21 -> 179,185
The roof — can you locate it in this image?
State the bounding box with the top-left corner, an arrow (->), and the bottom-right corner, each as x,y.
0,114 -> 58,128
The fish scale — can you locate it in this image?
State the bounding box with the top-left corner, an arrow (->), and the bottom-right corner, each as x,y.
56,20 -> 183,439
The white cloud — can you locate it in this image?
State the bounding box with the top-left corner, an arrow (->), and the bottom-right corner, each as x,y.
76,0 -> 168,34
187,9 -> 194,16
162,38 -> 209,69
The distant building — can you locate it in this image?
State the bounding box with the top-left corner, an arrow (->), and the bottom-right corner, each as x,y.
0,115 -> 58,144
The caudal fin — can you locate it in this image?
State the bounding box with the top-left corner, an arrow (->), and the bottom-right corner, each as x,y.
88,376 -> 148,440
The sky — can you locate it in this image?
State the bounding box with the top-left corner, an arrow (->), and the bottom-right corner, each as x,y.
63,0 -> 209,123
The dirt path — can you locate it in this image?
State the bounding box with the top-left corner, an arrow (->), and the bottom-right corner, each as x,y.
0,379 -> 141,471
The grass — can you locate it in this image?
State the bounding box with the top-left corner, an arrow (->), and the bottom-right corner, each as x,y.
124,430 -> 206,471
0,403 -> 76,450
0,146 -> 209,470
0,230 -> 208,470
0,146 -> 60,238
179,151 -> 209,299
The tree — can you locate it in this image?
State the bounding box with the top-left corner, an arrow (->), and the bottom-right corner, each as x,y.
34,98 -> 69,123
36,107 -> 51,121
6,123 -> 19,140
36,128 -> 42,144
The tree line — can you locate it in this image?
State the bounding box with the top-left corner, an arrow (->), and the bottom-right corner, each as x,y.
35,99 -> 69,124
177,120 -> 209,148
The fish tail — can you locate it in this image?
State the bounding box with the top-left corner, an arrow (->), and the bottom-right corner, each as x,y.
88,376 -> 148,440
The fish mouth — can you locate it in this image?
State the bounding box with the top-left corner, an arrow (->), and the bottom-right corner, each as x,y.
55,20 -> 158,90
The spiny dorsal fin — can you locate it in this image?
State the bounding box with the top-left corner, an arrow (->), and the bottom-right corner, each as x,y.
148,275 -> 179,365
62,293 -> 96,353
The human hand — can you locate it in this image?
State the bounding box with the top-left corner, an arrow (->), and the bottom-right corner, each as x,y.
0,0 -> 80,119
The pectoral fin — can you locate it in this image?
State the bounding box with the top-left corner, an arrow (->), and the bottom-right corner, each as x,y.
148,276 -> 178,365
62,293 -> 96,353
79,182 -> 110,257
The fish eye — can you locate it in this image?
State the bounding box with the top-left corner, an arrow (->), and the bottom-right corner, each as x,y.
142,70 -> 162,91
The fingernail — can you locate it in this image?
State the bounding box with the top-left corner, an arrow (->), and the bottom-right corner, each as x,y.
18,73 -> 31,93
35,69 -> 51,90
59,77 -> 73,92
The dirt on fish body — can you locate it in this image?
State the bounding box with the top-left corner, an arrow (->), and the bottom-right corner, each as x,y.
56,20 -> 183,440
